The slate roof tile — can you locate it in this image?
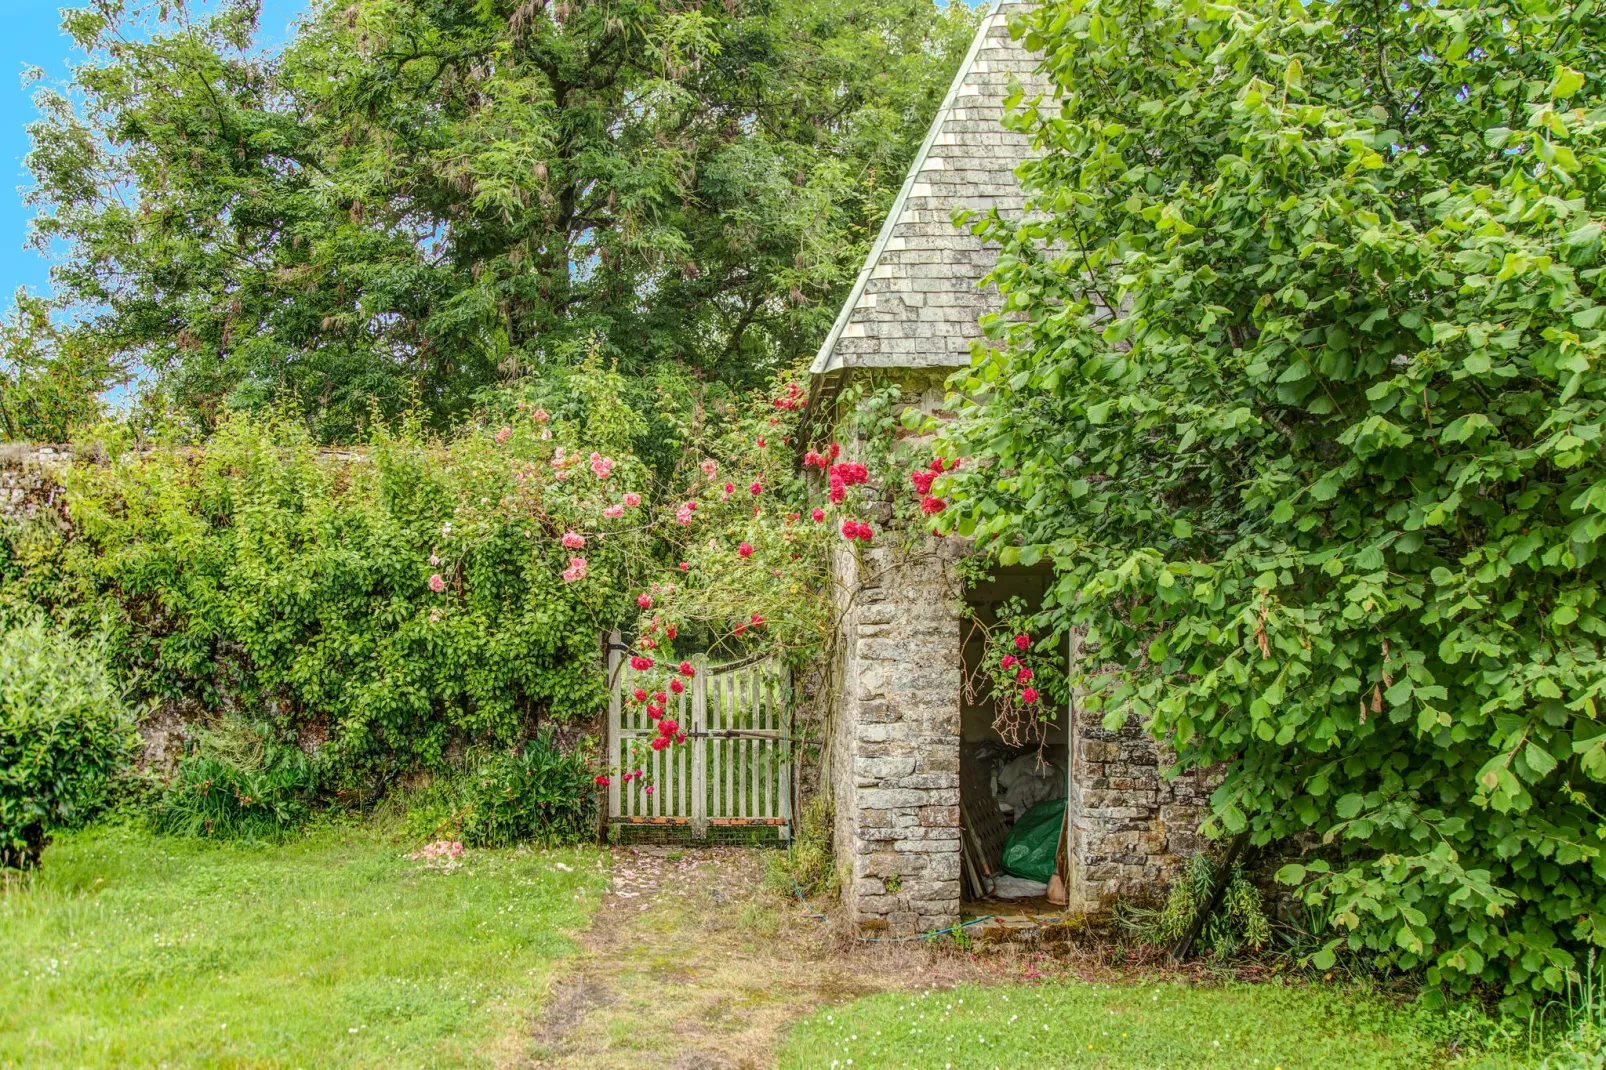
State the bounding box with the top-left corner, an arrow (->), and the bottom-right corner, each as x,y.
810,2 -> 1048,374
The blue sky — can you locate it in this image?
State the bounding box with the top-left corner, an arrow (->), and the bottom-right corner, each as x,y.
0,0 -> 310,302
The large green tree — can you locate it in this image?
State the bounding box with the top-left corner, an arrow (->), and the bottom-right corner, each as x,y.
28,0 -> 974,439
935,0 -> 1606,1005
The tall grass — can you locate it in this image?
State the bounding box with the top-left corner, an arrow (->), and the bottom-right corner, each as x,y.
1537,950 -> 1606,1069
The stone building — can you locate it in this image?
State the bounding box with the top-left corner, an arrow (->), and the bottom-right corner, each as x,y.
809,2 -> 1209,936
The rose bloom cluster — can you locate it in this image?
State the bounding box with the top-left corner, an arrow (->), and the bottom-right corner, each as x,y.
1000,633 -> 1039,704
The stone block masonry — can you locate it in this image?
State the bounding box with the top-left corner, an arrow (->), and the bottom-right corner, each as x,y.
1064,706 -> 1214,913
829,531 -> 970,935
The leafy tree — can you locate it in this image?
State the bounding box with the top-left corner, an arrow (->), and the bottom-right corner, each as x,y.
935,0 -> 1606,1005
27,0 -> 976,440
0,292 -> 124,442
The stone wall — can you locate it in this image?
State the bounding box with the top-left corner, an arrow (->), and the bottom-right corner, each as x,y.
1064,703 -> 1213,912
829,534 -> 969,934
0,443 -> 72,528
819,374 -> 1210,935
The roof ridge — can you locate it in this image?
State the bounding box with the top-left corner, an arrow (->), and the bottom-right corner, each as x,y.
810,2 -> 1046,376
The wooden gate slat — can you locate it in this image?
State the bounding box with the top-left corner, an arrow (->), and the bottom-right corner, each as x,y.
761,669 -> 772,818
608,642 -> 793,838
709,670 -> 721,818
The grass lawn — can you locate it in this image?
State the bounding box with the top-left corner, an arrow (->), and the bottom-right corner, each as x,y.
777,979 -> 1503,1069
0,821 -> 607,1068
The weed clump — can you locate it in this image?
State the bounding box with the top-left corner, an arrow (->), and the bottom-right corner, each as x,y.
1118,851 -> 1269,958
150,716 -> 319,840
765,796 -> 839,902
400,727 -> 595,848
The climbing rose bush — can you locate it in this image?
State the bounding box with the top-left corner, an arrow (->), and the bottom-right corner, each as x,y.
931,0 -> 1606,1006
19,368 -> 663,779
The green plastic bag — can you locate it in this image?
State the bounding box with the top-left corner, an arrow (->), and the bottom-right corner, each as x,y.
1000,797 -> 1066,883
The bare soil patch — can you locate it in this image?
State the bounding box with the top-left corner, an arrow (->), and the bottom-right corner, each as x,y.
511,846 -> 1010,1069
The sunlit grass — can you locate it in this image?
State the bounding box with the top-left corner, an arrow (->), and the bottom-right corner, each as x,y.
0,821 -> 608,1068
778,979 -> 1503,1069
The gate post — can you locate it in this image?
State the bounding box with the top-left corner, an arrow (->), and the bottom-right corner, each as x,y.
779,665 -> 793,842
691,655 -> 709,839
606,628 -> 622,822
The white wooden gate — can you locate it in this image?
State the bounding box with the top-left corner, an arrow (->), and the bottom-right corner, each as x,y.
605,633 -> 793,839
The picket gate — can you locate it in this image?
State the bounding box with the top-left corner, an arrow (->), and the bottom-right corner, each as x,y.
605,631 -> 793,840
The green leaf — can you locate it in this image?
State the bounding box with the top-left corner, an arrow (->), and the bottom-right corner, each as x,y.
1549,65 -> 1586,99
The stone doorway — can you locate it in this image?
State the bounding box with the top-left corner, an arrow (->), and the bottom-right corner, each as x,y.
957,567 -> 1071,914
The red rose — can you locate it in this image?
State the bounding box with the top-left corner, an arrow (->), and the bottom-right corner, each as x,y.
1001,655 -> 1018,670
738,542 -> 754,558
670,678 -> 684,694
920,496 -> 946,514
1017,666 -> 1034,683
1014,634 -> 1030,651
1021,687 -> 1039,704
630,655 -> 654,671
594,775 -> 611,786
632,688 -> 647,703
812,508 -> 826,522
678,661 -> 695,677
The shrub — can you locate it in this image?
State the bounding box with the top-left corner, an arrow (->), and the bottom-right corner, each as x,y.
0,617 -> 135,867
937,0 -> 1606,1005
30,380 -> 660,781
401,729 -> 596,848
150,718 -> 320,840
459,729 -> 596,848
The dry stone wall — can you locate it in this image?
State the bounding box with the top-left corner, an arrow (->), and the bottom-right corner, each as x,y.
0,444 -> 72,528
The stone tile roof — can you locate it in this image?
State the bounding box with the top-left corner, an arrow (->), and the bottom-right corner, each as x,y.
809,1 -> 1050,375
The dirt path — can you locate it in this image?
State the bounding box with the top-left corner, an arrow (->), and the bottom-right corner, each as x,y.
514,846 -> 1005,1070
